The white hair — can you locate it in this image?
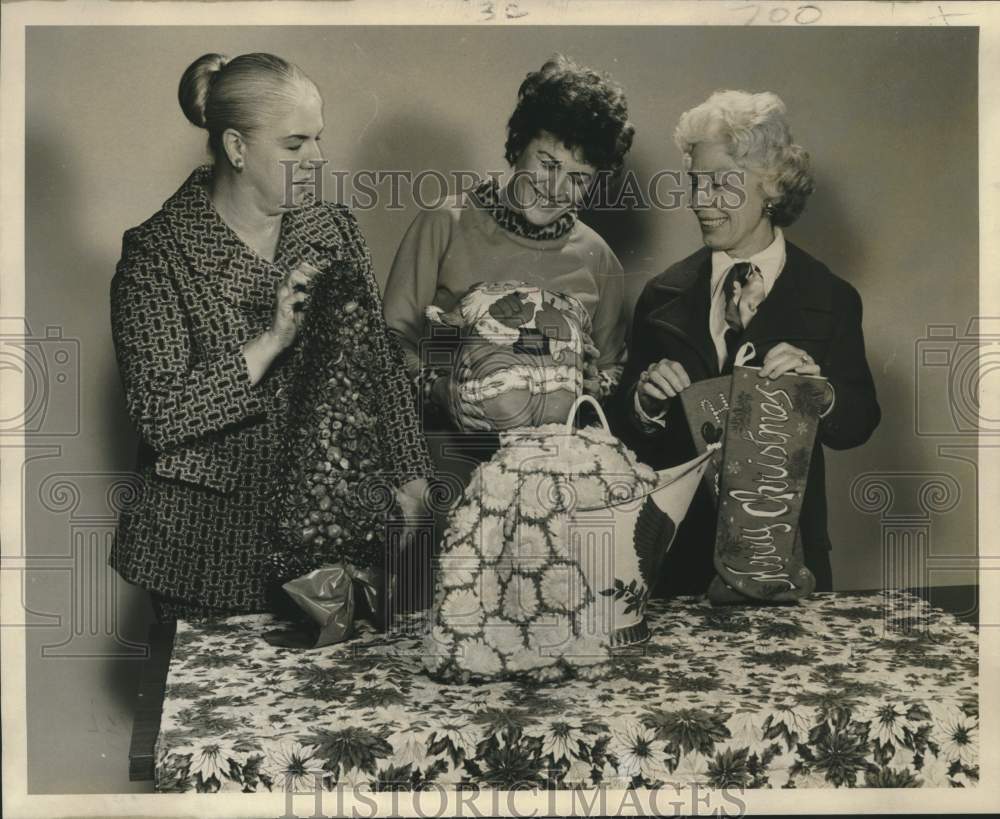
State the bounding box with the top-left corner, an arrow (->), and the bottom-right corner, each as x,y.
674,90 -> 815,226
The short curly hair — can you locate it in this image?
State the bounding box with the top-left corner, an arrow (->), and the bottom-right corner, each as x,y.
505,54 -> 635,173
674,90 -> 815,227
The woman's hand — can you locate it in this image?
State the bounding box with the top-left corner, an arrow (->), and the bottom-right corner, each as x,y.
758,342 -> 822,380
395,477 -> 432,523
268,260 -> 324,352
431,371 -> 493,432
392,478 -> 433,568
244,260 -> 324,385
636,358 -> 691,415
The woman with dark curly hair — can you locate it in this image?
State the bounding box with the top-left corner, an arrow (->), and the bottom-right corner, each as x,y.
383,54 -> 635,431
613,90 -> 880,595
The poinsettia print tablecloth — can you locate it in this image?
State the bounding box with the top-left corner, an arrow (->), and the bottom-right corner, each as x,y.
154,590 -> 978,792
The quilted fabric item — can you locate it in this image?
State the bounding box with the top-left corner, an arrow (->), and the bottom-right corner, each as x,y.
422,397 -> 713,684
426,281 -> 592,431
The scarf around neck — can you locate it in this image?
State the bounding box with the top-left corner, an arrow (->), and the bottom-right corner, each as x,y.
469,176 -> 577,241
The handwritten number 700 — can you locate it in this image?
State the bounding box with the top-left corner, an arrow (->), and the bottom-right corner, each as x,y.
732,4 -> 823,25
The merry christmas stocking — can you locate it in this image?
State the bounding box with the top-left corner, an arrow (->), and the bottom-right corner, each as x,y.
706,364 -> 829,604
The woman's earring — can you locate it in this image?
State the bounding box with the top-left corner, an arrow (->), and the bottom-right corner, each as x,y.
764,201 -> 775,217
233,157 -> 244,171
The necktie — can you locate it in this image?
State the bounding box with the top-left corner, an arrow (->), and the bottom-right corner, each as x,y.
722,261 -> 753,367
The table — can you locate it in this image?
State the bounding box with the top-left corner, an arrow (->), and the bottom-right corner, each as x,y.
140,588 -> 978,792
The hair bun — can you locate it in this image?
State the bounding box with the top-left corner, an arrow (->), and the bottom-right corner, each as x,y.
178,53 -> 230,129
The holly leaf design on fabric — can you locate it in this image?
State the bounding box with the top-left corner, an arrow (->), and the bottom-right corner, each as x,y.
623,583 -> 648,616
597,577 -> 646,615
416,758 -> 451,784
488,291 -> 536,329
600,578 -> 628,598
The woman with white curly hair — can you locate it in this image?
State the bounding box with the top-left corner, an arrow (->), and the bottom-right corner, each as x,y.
613,89 -> 881,596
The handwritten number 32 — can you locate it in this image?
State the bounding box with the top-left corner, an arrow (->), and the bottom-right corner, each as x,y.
734,4 -> 823,25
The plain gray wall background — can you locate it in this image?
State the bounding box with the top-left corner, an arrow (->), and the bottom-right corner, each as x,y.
24,26 -> 977,793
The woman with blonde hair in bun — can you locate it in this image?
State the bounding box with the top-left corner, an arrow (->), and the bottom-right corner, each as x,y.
110,53 -> 432,620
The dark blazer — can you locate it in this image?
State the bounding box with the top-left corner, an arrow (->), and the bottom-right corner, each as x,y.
109,166 -> 433,611
611,241 -> 880,596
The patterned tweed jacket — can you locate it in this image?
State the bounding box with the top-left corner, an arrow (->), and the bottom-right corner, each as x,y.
110,166 -> 433,607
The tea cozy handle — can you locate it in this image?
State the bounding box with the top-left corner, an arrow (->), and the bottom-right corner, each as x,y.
564,394 -> 611,435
